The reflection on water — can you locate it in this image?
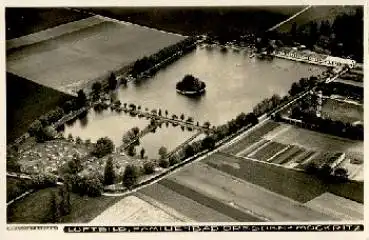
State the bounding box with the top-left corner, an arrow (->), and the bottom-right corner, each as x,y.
64,47 -> 325,150
63,110 -> 150,146
117,47 -> 325,125
138,124 -> 195,159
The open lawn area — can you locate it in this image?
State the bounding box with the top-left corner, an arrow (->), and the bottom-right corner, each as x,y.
7,187 -> 126,223
6,72 -> 73,142
7,16 -> 185,94
7,177 -> 34,202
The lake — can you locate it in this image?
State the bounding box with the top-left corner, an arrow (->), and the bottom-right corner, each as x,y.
64,46 -> 325,149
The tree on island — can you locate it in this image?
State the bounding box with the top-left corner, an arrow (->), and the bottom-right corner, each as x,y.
104,157 -> 116,185
176,74 -> 206,93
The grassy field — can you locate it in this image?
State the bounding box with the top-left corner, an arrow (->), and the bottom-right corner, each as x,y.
6,72 -> 73,142
7,19 -> 185,93
7,177 -> 34,202
321,98 -> 363,124
6,8 -> 90,40
7,187 -> 126,223
206,152 -> 363,203
206,152 -> 326,203
138,181 -> 237,222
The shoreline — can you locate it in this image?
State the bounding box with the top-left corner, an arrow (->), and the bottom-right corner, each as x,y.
176,88 -> 206,95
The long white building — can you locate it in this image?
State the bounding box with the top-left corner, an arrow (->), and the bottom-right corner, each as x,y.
272,48 -> 356,68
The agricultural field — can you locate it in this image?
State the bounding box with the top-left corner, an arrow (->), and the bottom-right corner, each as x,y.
6,8 -> 91,40
247,122 -> 364,180
276,5 -> 360,33
7,15 -> 185,94
120,158 -> 363,222
321,98 -> 363,124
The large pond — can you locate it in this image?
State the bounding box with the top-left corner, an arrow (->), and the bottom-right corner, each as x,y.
64,46 -> 325,148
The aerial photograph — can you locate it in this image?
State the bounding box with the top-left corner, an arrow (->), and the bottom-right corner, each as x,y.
6,6 -> 363,223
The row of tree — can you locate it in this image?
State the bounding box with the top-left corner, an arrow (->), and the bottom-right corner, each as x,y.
285,9 -> 363,61
131,37 -> 197,76
288,107 -> 363,140
305,162 -> 349,183
317,82 -> 363,102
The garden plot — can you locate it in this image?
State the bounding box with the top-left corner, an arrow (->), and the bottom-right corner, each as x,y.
7,18 -> 185,93
264,123 -> 363,161
17,140 -> 93,175
249,141 -> 288,162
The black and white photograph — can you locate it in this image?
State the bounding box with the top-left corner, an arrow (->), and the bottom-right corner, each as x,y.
5,4 -> 364,228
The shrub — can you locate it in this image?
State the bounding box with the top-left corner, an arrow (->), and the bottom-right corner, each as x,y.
92,137 -> 115,158
104,157 -> 116,185
159,159 -> 170,168
143,162 -> 155,174
122,164 -> 140,189
31,174 -> 58,189
169,154 -> 180,166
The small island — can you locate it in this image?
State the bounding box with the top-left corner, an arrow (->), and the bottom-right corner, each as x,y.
176,74 -> 206,96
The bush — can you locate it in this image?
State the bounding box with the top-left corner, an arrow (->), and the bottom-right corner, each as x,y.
305,162 -> 319,174
333,167 -> 349,181
92,137 -> 115,158
169,154 -> 180,166
201,136 -> 216,150
31,174 -> 58,189
28,120 -> 42,137
123,164 -> 140,189
158,146 -> 168,159
159,159 -> 170,168
67,174 -> 103,197
143,162 -> 155,174
7,156 -> 21,172
104,157 -> 116,185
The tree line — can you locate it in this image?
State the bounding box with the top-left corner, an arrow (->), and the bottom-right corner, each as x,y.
131,37 -> 197,77
263,9 -> 363,62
